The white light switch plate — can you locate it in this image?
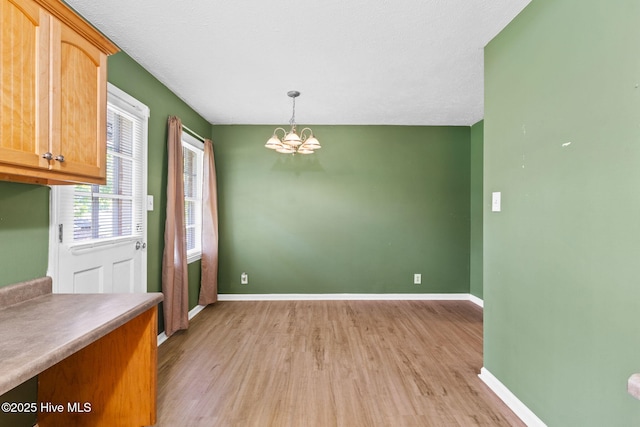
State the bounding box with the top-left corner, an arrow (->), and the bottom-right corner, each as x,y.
492,192 -> 501,212
147,195 -> 154,211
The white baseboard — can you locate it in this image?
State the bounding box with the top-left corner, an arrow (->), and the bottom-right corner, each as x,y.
157,304 -> 207,346
188,304 -> 206,319
157,332 -> 168,346
469,294 -> 484,307
217,293 -> 481,301
479,367 -> 546,427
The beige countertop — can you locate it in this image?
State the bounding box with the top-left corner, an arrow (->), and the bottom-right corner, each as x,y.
0,289 -> 162,396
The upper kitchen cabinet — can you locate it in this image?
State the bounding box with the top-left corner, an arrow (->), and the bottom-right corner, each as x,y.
49,18 -> 107,181
0,0 -> 118,185
0,0 -> 50,174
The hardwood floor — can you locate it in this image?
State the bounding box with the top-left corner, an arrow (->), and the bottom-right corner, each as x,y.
154,301 -> 524,427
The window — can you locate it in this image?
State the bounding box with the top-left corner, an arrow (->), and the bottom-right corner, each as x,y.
182,132 -> 204,262
70,84 -> 147,245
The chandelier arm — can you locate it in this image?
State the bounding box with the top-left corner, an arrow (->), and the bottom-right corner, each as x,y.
299,128 -> 313,143
272,127 -> 287,138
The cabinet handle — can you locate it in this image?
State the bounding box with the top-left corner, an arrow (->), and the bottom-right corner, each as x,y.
42,152 -> 53,160
54,154 -> 65,163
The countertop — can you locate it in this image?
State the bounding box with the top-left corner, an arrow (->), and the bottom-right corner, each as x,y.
0,289 -> 163,395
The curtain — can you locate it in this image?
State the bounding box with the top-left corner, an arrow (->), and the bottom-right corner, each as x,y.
198,139 -> 219,305
161,116 -> 189,337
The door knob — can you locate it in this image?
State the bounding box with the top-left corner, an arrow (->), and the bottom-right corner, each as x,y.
54,154 -> 65,162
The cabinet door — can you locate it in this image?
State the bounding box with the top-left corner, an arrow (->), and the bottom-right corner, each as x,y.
49,19 -> 107,181
0,0 -> 49,170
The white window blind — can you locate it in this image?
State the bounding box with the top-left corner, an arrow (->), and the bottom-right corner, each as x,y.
68,87 -> 147,245
182,132 -> 204,262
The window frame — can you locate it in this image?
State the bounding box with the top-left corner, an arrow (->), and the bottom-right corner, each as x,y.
182,131 -> 204,263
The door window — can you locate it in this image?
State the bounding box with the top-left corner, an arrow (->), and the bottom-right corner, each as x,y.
72,103 -> 144,244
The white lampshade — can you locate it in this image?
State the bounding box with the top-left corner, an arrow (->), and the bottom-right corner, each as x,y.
276,145 -> 295,154
283,131 -> 302,146
265,136 -> 283,149
297,146 -> 314,154
304,136 -> 321,149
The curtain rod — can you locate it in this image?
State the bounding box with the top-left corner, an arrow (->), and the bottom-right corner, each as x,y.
182,125 -> 206,142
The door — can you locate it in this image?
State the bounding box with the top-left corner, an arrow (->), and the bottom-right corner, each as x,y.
50,84 -> 149,293
54,207 -> 145,293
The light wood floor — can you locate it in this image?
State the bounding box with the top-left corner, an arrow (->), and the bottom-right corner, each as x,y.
154,300 -> 524,427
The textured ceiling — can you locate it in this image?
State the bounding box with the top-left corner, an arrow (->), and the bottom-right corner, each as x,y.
66,0 -> 531,126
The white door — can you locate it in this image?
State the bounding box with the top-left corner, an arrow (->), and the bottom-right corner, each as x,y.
49,84 -> 149,294
53,187 -> 145,293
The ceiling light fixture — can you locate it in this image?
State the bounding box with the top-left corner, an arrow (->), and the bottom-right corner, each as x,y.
265,91 -> 321,154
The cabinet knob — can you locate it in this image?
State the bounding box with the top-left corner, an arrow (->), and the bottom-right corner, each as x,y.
54,154 -> 65,163
42,152 -> 53,160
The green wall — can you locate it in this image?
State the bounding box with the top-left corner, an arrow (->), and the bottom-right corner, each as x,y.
0,182 -> 49,287
107,52 -> 211,329
0,182 -> 45,426
213,125 -> 471,294
470,120 -> 483,299
484,1 -> 640,425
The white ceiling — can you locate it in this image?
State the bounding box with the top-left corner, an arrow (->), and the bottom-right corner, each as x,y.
66,0 -> 531,126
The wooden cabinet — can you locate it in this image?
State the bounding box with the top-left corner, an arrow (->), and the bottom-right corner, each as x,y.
0,0 -> 50,174
0,0 -> 118,185
38,307 -> 159,427
50,18 -> 108,180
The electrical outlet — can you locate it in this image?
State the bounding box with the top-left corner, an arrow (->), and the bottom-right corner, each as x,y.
414,273 -> 421,285
241,272 -> 248,285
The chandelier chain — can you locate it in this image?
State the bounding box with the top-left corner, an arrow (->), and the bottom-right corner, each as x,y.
289,96 -> 296,128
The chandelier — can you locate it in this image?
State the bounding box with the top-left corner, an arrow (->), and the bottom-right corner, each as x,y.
265,91 -> 321,154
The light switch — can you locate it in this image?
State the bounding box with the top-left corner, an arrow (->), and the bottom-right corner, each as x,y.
492,192 -> 501,212
147,195 -> 154,211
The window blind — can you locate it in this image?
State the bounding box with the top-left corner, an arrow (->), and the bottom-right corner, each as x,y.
67,94 -> 146,244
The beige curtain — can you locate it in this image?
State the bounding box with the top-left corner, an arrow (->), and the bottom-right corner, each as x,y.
161,116 -> 189,337
198,139 -> 219,305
